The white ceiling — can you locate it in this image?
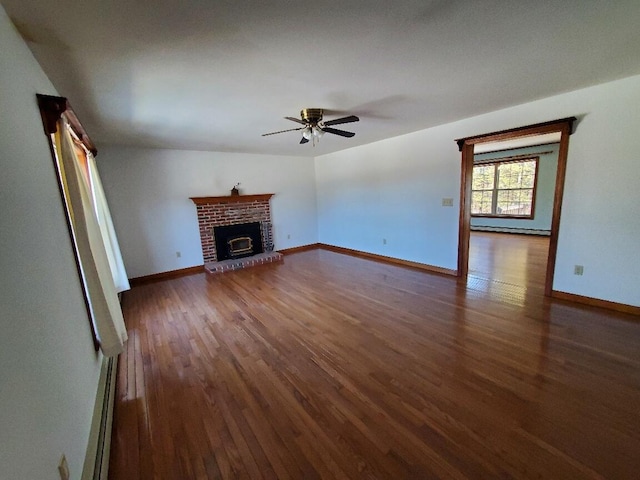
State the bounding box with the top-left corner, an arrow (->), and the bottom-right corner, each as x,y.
5,0 -> 640,157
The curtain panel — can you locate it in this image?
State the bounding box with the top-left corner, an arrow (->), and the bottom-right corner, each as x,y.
87,154 -> 130,293
54,116 -> 128,356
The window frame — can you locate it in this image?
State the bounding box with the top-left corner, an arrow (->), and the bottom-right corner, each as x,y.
471,156 -> 539,219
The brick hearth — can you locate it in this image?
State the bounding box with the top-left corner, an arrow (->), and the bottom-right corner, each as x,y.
190,193 -> 283,272
204,252 -> 283,274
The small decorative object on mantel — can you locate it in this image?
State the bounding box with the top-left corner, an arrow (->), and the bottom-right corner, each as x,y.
231,182 -> 240,196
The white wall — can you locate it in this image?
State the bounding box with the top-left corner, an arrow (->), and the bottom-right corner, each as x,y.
98,147 -> 318,278
315,130 -> 461,270
316,75 -> 640,307
471,144 -> 559,232
0,7 -> 103,480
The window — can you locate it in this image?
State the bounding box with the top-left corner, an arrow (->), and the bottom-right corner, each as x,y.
471,158 -> 538,218
37,94 -> 129,356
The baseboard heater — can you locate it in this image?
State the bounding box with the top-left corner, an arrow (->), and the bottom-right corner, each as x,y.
471,226 -> 550,236
93,356 -> 117,480
82,356 -> 118,480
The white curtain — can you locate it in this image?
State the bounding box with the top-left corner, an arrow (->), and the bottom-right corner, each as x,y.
86,154 -> 130,293
56,117 -> 128,356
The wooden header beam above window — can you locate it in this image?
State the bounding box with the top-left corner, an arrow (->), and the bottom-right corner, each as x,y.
455,117 -> 577,152
36,94 -> 97,156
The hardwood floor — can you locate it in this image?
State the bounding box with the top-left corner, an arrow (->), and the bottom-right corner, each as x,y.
469,231 -> 549,288
110,248 -> 640,479
466,232 -> 550,307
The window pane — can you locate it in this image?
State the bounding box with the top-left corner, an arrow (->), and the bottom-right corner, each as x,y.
472,165 -> 494,190
497,160 -> 536,189
471,191 -> 493,214
497,189 -> 532,216
498,163 -> 520,189
520,160 -> 536,188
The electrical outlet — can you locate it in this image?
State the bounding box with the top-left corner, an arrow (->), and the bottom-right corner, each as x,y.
442,197 -> 454,207
176,251 -> 181,258
58,454 -> 70,480
383,238 -> 387,245
574,265 -> 584,276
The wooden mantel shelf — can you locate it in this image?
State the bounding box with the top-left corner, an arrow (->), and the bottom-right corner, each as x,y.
190,193 -> 274,205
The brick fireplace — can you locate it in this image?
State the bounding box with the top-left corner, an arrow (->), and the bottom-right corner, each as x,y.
190,194 -> 283,273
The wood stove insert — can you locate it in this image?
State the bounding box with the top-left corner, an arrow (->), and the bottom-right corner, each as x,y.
213,222 -> 263,261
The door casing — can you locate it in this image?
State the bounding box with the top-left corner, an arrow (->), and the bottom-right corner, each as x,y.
455,117 -> 576,296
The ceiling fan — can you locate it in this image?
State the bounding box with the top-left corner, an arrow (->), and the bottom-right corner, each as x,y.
262,108 -> 359,145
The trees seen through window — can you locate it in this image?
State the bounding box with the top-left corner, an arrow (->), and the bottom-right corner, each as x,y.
471,158 -> 538,218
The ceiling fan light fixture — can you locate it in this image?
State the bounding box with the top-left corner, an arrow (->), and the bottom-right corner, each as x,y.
262,108 -> 359,145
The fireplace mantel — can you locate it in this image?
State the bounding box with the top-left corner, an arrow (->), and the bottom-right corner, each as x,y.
190,193 -> 274,205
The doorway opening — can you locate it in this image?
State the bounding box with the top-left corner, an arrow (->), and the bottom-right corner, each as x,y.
456,118 -> 576,297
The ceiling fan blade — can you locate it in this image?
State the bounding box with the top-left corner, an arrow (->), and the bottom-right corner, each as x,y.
262,127 -> 304,136
321,127 -> 356,138
285,116 -> 306,125
300,137 -> 310,144
322,115 -> 359,126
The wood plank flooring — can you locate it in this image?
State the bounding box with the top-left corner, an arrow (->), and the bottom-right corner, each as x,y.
467,232 -> 549,305
469,231 -> 549,289
109,244 -> 640,479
